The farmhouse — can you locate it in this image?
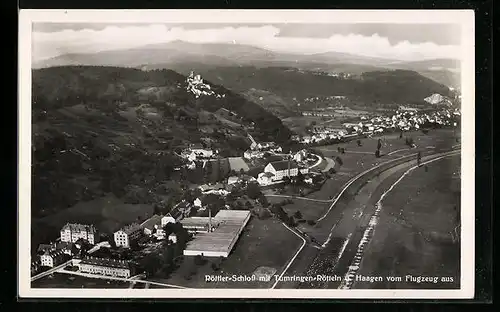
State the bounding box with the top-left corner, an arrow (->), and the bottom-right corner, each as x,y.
264,160 -> 299,181
113,223 -> 142,248
60,223 -> 97,245
183,210 -> 251,258
140,214 -> 163,236
78,257 -> 135,278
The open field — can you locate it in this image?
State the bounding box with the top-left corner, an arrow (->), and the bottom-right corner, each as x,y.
259,130 -> 459,239
314,129 -> 459,182
277,149 -> 460,289
282,116 -> 341,134
161,217 -> 302,288
354,155 -> 460,289
318,129 -> 458,157
228,157 -> 250,172
31,273 -> 130,289
266,197 -> 331,223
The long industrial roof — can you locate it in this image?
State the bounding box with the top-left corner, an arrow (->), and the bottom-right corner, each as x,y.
184,210 -> 251,254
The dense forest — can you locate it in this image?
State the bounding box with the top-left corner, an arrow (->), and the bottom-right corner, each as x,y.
162,65 -> 453,107
32,66 -> 290,140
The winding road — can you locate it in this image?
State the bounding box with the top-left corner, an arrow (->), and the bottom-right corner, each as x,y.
272,146 -> 460,289
264,194 -> 332,203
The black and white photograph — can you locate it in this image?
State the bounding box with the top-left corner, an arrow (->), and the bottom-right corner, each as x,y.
18,10 -> 475,299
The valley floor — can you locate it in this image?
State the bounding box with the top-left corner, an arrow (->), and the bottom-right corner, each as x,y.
353,155 -> 461,289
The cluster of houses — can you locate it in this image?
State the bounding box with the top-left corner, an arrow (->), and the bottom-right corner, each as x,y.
294,128 -> 348,144
32,223 -> 100,276
31,186 -> 260,277
294,107 -> 461,145
243,134 -> 283,160
177,143 -> 219,170
198,183 -> 229,196
302,111 -> 335,117
180,143 -> 217,162
31,200 -> 196,278
311,71 -> 352,78
185,71 -> 225,99
300,96 -> 348,107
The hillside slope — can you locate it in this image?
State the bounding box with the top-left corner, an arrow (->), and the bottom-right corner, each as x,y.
32,66 -> 290,224
147,66 -> 452,109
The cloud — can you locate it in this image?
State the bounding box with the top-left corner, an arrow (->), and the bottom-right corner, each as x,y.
32,24 -> 461,61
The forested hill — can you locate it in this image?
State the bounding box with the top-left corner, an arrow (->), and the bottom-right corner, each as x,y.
155,65 -> 453,107
357,70 -> 453,105
31,66 -> 290,229
32,66 -> 290,141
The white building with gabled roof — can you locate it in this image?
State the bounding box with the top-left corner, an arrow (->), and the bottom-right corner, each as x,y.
264,160 -> 299,181
113,223 -> 142,248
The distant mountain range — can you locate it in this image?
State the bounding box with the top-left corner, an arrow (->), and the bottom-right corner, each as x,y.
33,41 -> 461,88
34,41 -> 397,68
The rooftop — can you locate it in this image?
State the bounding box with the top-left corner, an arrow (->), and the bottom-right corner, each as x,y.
140,214 -> 163,230
38,241 -> 73,253
168,200 -> 192,219
199,183 -> 224,191
180,217 -> 213,228
61,223 -> 96,233
184,210 -> 251,255
42,249 -> 65,258
214,210 -> 252,222
80,257 -> 131,270
118,223 -> 141,235
37,244 -> 53,253
260,172 -> 275,178
268,160 -> 299,171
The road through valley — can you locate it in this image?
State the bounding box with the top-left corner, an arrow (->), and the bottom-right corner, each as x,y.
274,148 -> 460,289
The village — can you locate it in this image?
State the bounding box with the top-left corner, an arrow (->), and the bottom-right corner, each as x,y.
30,132 -> 328,284
295,104 -> 460,146
31,105 -> 459,286
30,71 -> 461,289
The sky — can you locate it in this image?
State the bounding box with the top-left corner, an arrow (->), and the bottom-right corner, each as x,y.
32,23 -> 462,62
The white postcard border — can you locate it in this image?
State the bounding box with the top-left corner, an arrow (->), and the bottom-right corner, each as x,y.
18,9 -> 475,299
